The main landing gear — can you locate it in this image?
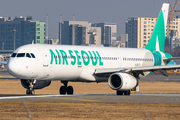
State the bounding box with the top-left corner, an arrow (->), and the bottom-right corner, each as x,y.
117,90 -> 131,96
26,80 -> 35,95
60,81 -> 73,95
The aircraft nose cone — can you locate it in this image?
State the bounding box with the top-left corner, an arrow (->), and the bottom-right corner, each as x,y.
7,58 -> 20,76
7,58 -> 37,79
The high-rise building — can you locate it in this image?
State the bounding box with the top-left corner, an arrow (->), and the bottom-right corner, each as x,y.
0,16 -> 46,50
88,26 -> 101,46
169,17 -> 180,35
59,21 -> 89,45
91,23 -> 117,46
59,21 -> 117,46
120,34 -> 128,47
126,17 -> 157,48
59,21 -> 102,46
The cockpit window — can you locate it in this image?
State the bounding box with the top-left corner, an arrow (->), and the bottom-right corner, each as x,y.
11,53 -> 17,57
30,53 -> 36,58
17,53 -> 25,57
26,53 -> 31,58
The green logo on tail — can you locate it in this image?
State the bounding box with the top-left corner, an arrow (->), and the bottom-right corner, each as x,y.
145,10 -> 165,52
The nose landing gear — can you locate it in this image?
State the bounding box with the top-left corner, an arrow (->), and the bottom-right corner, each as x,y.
26,89 -> 35,95
60,81 -> 73,95
26,80 -> 36,95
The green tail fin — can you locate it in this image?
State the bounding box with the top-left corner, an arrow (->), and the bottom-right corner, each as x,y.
145,3 -> 169,52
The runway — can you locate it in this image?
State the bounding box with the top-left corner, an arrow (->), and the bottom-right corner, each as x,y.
0,93 -> 180,104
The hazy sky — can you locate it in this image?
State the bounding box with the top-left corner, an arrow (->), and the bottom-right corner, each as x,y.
0,0 -> 177,38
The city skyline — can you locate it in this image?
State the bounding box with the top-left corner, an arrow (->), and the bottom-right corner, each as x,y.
0,0 -> 178,39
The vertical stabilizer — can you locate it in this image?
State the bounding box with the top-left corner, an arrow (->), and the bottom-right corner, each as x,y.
145,3 -> 169,52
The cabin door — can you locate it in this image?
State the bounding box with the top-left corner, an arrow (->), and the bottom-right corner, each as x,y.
116,53 -> 121,68
39,48 -> 49,67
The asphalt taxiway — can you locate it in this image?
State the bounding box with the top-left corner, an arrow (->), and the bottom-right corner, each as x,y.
0,93 -> 180,104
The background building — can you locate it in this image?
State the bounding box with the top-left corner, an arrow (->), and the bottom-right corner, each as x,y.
59,21 -> 116,46
47,38 -> 59,45
126,17 -> 157,48
126,17 -> 180,49
59,21 -> 89,45
169,17 -> 180,50
91,23 -> 117,46
0,16 -> 46,50
120,34 -> 128,47
87,26 -> 101,46
169,30 -> 180,49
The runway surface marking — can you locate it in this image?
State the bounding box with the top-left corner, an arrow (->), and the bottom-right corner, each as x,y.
41,96 -> 100,102
0,94 -> 99,102
0,94 -> 73,100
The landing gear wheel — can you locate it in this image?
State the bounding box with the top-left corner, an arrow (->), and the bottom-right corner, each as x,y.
116,90 -> 131,96
124,90 -> 131,96
117,91 -> 123,95
26,89 -> 35,95
25,79 -> 36,95
60,81 -> 74,95
60,86 -> 66,95
67,86 -> 73,95
26,89 -> 30,95
30,90 -> 35,95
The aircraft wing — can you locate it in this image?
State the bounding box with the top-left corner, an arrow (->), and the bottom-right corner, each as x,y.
94,65 -> 180,77
163,57 -> 180,61
0,61 -> 7,64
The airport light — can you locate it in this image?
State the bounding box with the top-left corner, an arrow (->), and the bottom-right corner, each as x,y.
11,29 -> 17,51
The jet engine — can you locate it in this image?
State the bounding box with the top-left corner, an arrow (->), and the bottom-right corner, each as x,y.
21,79 -> 51,89
108,73 -> 138,91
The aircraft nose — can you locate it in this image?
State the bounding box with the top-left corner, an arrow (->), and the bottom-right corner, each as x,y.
7,58 -> 20,76
7,58 -> 38,79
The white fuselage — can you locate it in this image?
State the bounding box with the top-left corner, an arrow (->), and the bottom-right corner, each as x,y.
7,44 -> 165,82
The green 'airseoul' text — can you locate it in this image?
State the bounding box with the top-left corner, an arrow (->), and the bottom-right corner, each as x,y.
49,49 -> 103,66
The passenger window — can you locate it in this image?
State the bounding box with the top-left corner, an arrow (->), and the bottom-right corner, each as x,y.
11,53 -> 17,57
30,53 -> 35,58
17,53 -> 25,57
26,53 -> 31,58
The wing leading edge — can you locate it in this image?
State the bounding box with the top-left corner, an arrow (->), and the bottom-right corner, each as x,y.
95,65 -> 180,77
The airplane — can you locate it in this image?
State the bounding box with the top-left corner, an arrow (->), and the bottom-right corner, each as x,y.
1,3 -> 180,96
